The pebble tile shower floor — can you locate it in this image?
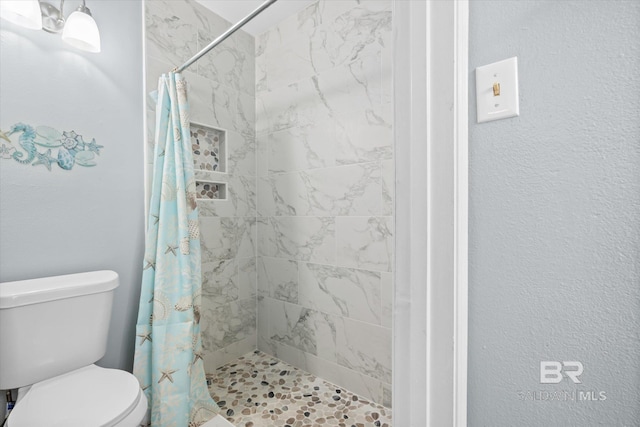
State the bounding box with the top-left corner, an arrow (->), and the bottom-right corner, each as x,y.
207,351 -> 392,427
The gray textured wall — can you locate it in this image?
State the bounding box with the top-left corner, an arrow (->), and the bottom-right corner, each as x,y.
468,1 -> 640,426
0,1 -> 144,372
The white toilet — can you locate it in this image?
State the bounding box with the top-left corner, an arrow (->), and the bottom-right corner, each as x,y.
0,270 -> 148,427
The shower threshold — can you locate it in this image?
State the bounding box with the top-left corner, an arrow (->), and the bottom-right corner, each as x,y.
207,351 -> 392,427
203,414 -> 237,427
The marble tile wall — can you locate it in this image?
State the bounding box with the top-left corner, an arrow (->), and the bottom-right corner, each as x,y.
144,0 -> 256,373
145,0 -> 393,408
255,0 -> 393,407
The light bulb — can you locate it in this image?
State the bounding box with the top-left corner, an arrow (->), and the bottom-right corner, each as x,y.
61,5 -> 100,53
0,0 -> 43,30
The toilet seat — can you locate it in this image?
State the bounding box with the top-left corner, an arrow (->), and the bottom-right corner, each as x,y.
8,364 -> 147,427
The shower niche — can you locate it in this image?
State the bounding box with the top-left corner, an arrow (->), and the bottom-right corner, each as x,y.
195,180 -> 226,200
190,122 -> 227,200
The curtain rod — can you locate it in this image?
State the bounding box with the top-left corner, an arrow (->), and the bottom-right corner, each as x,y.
172,0 -> 278,73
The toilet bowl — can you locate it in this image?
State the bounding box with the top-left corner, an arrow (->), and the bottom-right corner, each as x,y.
0,271 -> 147,427
8,365 -> 148,427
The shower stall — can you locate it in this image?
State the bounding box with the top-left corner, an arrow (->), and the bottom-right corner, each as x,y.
144,0 -> 470,424
145,0 -> 395,424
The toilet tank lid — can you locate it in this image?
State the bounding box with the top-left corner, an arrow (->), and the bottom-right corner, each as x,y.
0,270 -> 119,309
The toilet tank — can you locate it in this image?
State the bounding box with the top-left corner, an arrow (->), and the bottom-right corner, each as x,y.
0,270 -> 119,390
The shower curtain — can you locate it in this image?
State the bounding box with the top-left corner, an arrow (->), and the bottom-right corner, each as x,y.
133,73 -> 219,426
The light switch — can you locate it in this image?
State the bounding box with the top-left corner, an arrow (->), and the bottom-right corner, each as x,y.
475,57 -> 519,123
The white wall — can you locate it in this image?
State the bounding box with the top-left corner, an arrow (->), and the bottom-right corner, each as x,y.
0,0 -> 144,373
468,1 -> 640,425
255,0 -> 394,407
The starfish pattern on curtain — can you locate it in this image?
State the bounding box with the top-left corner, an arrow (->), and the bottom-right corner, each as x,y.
134,72 -> 219,427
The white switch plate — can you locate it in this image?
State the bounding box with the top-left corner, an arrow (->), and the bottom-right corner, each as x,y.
475,57 -> 519,123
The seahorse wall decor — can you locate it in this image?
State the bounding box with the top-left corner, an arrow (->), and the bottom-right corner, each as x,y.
0,123 -> 103,171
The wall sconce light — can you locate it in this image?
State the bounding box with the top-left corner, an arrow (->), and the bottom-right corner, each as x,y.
0,1 -> 43,30
61,2 -> 101,52
0,0 -> 101,53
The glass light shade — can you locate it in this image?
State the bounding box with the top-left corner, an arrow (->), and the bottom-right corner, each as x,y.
61,10 -> 100,53
0,0 -> 43,30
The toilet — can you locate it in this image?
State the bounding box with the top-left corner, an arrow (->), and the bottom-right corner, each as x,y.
0,270 -> 148,427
